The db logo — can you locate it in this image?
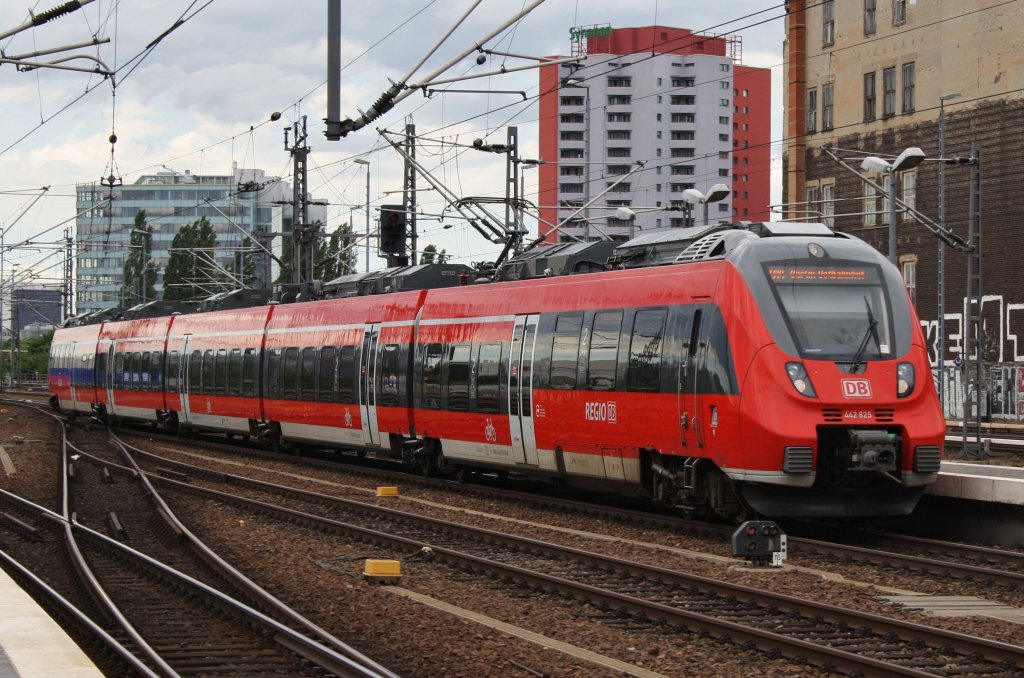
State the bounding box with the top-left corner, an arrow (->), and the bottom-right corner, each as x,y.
842,379 -> 872,398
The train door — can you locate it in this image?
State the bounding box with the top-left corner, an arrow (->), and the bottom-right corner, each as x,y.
508,314 -> 539,466
180,335 -> 195,426
678,308 -> 703,450
68,342 -> 79,407
359,323 -> 381,447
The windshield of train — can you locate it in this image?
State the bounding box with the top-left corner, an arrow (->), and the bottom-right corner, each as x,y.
764,262 -> 893,361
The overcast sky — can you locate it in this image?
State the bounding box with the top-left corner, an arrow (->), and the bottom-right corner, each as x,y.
0,0 -> 786,286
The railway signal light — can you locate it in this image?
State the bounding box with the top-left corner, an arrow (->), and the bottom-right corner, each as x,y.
731,520 -> 787,567
379,205 -> 407,256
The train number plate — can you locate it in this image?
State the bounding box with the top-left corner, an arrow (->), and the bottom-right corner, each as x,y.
843,410 -> 873,420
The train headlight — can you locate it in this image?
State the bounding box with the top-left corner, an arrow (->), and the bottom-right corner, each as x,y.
785,362 -> 817,398
897,362 -> 915,398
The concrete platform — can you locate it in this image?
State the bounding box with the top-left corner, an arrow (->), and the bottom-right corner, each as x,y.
0,566 -> 102,677
928,461 -> 1024,506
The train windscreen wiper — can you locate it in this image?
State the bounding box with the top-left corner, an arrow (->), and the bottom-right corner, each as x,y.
850,296 -> 880,372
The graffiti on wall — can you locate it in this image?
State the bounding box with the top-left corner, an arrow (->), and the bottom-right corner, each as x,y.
922,294 -> 1024,421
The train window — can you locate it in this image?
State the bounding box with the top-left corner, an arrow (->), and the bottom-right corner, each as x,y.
187,350 -> 202,394
216,349 -> 229,395
130,353 -> 141,390
587,311 -> 622,390
337,346 -> 356,403
265,348 -> 282,399
201,350 -> 215,395
698,308 -> 737,395
627,309 -> 667,392
241,349 -> 257,398
282,347 -> 299,400
422,343 -> 443,408
228,349 -> 243,396
446,344 -> 471,411
139,352 -> 150,390
166,351 -> 180,393
300,347 -> 317,401
550,314 -> 583,389
318,347 -> 336,402
113,352 -> 124,389
379,344 -> 401,407
96,351 -> 107,390
476,343 -> 502,413
149,352 -> 162,392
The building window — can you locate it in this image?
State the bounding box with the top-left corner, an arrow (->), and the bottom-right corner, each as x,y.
893,0 -> 907,25
719,98 -> 730,107
720,81 -> 730,90
719,116 -> 729,124
720,63 -> 730,72
823,0 -> 835,46
806,185 -> 820,220
671,77 -> 694,87
560,96 -> 584,107
606,147 -> 631,158
901,171 -> 916,218
864,184 -> 877,227
671,95 -> 697,105
607,76 -> 631,87
560,166 -> 584,176
902,62 -> 915,113
822,83 -> 834,131
671,130 -> 695,140
900,255 -> 917,304
806,87 -> 818,133
607,130 -> 631,140
671,148 -> 695,158
863,71 -> 876,121
559,183 -> 584,194
821,182 -> 835,227
719,133 -> 729,142
606,165 -> 631,176
671,113 -> 695,123
560,148 -> 584,159
864,0 -> 877,35
719,169 -> 729,177
560,131 -> 584,141
607,95 -> 632,105
883,67 -> 896,117
607,112 -> 632,123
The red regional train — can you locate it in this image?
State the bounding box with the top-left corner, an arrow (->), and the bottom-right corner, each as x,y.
49,222 -> 945,519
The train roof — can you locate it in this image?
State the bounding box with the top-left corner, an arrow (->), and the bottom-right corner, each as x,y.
61,222 -> 852,327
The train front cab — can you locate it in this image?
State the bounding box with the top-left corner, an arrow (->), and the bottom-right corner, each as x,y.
727,233 -> 945,518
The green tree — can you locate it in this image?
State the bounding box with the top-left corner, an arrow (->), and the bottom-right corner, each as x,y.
120,210 -> 158,307
16,329 -> 53,378
420,243 -> 448,264
163,217 -> 220,303
315,221 -> 358,281
229,236 -> 259,289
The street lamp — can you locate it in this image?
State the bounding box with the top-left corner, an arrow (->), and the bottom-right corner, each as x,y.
681,183 -> 730,227
353,159 -> 371,273
615,206 -> 637,239
860,147 -> 926,264
937,93 -> 961,416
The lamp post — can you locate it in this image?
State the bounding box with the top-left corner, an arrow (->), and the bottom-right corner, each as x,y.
937,92 -> 961,417
615,206 -> 637,239
681,183 -> 730,227
860,147 -> 926,264
353,159 -> 371,273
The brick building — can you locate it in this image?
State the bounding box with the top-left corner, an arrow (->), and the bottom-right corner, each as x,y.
783,1 -> 1024,420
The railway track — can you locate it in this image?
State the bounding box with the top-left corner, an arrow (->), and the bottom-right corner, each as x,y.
0,402 -> 396,678
104,432 -> 1024,677
107,423 -> 1024,592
